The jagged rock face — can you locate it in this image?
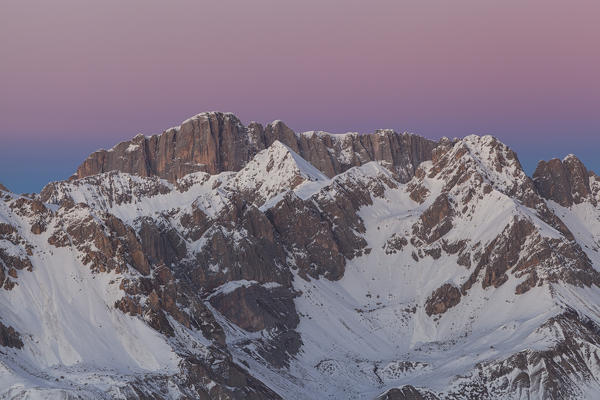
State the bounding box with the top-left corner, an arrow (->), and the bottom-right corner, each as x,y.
74,112 -> 438,183
75,113 -> 253,181
186,203 -> 292,290
210,285 -> 298,333
0,321 -> 23,349
48,206 -> 151,275
425,283 -> 461,316
209,283 -> 302,368
0,221 -> 34,290
257,121 -> 437,181
412,193 -> 454,244
6,115 -> 600,399
533,155 -> 594,206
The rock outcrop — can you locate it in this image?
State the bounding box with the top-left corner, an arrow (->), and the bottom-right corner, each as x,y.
75,113 -> 252,181
255,122 -> 437,181
74,112 -> 438,183
533,154 -> 594,206
0,321 -> 23,349
425,283 -> 462,316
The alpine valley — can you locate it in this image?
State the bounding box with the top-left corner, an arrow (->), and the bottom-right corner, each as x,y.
3,111 -> 600,400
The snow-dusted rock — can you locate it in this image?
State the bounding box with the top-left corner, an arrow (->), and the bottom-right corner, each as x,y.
2,113 -> 600,399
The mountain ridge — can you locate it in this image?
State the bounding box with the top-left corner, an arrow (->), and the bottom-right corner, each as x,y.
73,111 -> 438,184
2,112 -> 600,399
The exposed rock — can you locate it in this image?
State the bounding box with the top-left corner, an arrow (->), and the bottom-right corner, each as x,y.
515,271 -> 539,295
0,321 -> 23,349
210,284 -> 298,332
423,246 -> 442,259
48,207 -> 150,275
287,129 -> 436,182
187,202 -> 291,290
251,120 -> 438,181
479,218 -> 536,289
440,240 -> 467,255
30,222 -> 45,234
180,352 -> 283,400
116,270 -> 227,344
74,112 -> 438,184
266,193 -> 347,280
264,173 -> 376,281
384,234 -> 408,255
533,155 -> 594,206
425,283 -> 462,316
74,113 -> 253,182
407,180 -> 429,204
0,224 -> 34,290
179,204 -> 212,241
412,194 -> 453,244
457,251 -> 472,268
137,217 -> 187,266
460,217 -> 600,295
0,249 -> 33,273
210,284 -> 302,367
8,198 -> 52,237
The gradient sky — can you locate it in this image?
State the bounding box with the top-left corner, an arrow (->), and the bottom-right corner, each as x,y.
1,0 -> 599,193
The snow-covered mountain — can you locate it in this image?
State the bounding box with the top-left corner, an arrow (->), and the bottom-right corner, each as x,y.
2,112 -> 600,399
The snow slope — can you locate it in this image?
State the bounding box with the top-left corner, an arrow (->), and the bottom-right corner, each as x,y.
0,195 -> 179,399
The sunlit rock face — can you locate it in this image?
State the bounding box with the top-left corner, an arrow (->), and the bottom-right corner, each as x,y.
74,111 -> 438,183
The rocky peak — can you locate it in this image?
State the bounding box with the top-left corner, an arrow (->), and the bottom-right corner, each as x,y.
422,135 -> 575,241
424,135 -> 533,202
73,111 -> 439,185
250,118 -> 439,181
533,154 -> 594,207
74,112 -> 252,182
292,129 -> 437,181
225,140 -> 327,207
264,120 -> 301,153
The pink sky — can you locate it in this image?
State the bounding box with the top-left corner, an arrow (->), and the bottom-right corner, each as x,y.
1,0 -> 599,192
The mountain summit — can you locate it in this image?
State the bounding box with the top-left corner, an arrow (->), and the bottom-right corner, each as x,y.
74,111 -> 437,183
2,112 -> 600,399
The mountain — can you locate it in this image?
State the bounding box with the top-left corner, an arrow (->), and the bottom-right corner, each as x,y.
2,112 -> 600,399
73,112 -> 436,183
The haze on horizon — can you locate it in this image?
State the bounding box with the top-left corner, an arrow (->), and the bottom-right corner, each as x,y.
1,0 -> 599,193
